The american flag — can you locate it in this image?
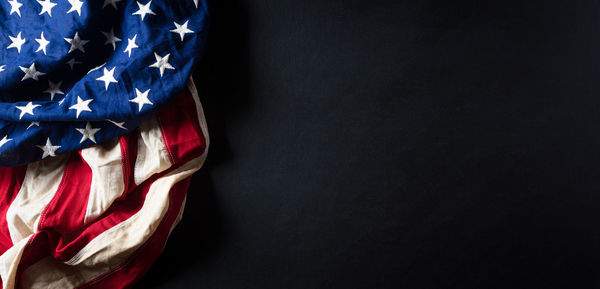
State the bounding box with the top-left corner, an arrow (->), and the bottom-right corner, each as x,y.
0,0 -> 209,288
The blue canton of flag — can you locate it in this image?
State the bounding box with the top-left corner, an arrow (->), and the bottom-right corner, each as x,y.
0,0 -> 208,166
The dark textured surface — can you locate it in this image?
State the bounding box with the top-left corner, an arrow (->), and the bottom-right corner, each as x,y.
137,1 -> 600,288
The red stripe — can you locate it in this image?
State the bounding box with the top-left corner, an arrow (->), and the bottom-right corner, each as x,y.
0,166 -> 27,254
75,177 -> 191,289
37,153 -> 92,235
156,89 -> 207,165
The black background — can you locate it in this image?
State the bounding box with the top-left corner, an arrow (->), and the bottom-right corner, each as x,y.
137,1 -> 600,288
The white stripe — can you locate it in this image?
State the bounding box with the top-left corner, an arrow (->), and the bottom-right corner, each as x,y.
187,77 -> 210,150
5,154 -> 69,244
21,255 -> 113,289
133,115 -> 172,185
0,236 -> 33,289
80,137 -> 125,224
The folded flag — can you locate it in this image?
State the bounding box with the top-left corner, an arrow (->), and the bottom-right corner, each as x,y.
0,0 -> 208,166
0,0 -> 210,288
0,78 -> 208,288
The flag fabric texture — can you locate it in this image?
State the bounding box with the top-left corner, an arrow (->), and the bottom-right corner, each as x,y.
0,0 -> 208,166
0,0 -> 210,288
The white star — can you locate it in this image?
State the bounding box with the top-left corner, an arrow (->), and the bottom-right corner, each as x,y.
0,65 -> 5,72
67,0 -> 84,16
102,0 -> 120,9
129,88 -> 153,111
36,0 -> 57,16
149,52 -> 175,77
123,34 -> 138,57
76,122 -> 101,143
132,0 -> 155,21
102,28 -> 121,51
0,136 -> 12,148
106,119 -> 126,130
69,96 -> 92,118
64,32 -> 89,53
192,0 -> 198,8
36,138 -> 61,159
66,58 -> 81,70
27,122 -> 40,130
19,63 -> 45,81
35,32 -> 50,55
8,0 -> 23,16
16,102 -> 41,119
7,32 -> 25,53
44,80 -> 63,100
96,67 -> 118,90
170,20 -> 194,41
